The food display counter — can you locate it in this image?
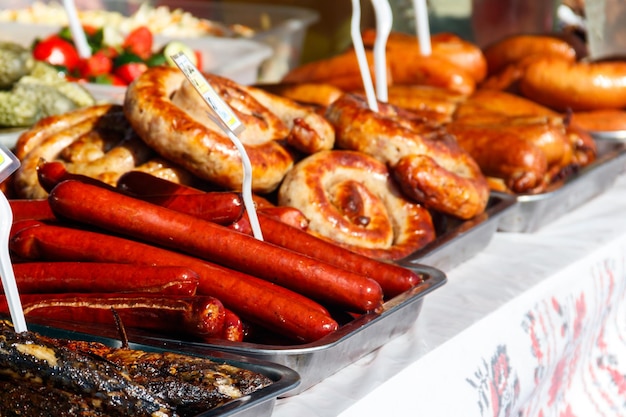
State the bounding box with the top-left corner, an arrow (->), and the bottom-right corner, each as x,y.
273,172 -> 626,417
3,0 -> 626,415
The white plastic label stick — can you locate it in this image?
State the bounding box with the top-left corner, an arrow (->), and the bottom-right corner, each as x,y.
351,0 -> 379,111
371,0 -> 392,103
170,52 -> 263,241
63,0 -> 91,58
0,145 -> 27,332
170,52 -> 245,135
413,0 -> 432,55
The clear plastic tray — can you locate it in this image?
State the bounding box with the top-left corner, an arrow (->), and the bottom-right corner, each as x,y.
0,21 -> 272,85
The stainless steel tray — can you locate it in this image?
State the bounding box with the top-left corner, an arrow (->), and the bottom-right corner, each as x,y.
133,265 -> 445,396
497,139 -> 626,233
11,320 -> 301,417
396,192 -> 518,273
43,265 -> 445,396
588,130 -> 626,140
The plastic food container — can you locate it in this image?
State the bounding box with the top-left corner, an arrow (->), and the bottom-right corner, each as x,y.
0,23 -> 272,86
0,0 -> 317,83
150,1 -> 319,82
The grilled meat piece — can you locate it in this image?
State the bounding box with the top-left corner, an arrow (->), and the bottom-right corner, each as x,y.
0,322 -> 174,416
0,376 -> 109,417
105,349 -> 273,414
0,321 -> 273,416
55,339 -> 273,415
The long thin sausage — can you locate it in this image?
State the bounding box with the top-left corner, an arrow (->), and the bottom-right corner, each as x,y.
37,162 -> 244,224
10,262 -> 199,295
9,199 -> 56,222
117,171 -> 421,297
0,293 -> 227,341
48,180 -> 384,313
256,213 -> 423,298
10,223 -> 338,343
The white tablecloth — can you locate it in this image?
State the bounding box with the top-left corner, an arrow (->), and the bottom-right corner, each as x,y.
273,173 -> 626,417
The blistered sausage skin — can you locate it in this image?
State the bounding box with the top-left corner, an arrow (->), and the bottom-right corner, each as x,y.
482,34 -> 577,75
519,57 -> 626,111
124,66 -> 295,194
278,150 -> 436,265
326,94 -> 489,219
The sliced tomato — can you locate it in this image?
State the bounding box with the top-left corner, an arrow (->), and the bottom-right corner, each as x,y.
114,62 -> 148,84
32,35 -> 80,71
194,50 -> 203,71
78,51 -> 113,79
91,73 -> 126,86
122,26 -> 153,61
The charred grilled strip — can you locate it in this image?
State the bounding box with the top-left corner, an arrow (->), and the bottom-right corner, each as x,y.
0,376 -> 109,417
0,321 -> 174,417
53,338 -> 274,415
104,349 -> 273,413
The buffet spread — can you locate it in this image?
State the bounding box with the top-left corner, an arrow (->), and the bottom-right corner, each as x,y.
1,1 -> 626,415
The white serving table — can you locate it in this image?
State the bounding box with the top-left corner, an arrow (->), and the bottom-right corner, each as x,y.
272,173 -> 626,417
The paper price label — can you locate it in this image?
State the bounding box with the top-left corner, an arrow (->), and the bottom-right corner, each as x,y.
0,144 -> 20,184
170,52 -> 245,135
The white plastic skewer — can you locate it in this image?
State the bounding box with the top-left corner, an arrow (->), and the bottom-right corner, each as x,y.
413,0 -> 432,55
0,145 -> 27,332
169,52 -> 263,241
63,0 -> 91,58
370,0 -> 392,103
351,0 -> 378,111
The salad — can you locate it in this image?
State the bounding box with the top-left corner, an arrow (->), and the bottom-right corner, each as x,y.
31,25 -> 201,86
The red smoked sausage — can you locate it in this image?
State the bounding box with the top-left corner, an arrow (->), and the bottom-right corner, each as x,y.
10,223 -> 338,343
9,199 -> 56,222
47,180 -> 384,313
0,293 -> 227,341
10,262 -> 199,296
119,171 -> 422,298
37,162 -> 245,225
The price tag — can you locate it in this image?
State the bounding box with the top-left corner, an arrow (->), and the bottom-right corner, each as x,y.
170,52 -> 245,135
0,144 -> 20,183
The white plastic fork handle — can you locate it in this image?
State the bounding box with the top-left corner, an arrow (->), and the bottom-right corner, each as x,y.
413,0 -> 432,55
371,0 -> 392,103
351,0 -> 378,112
0,192 -> 27,332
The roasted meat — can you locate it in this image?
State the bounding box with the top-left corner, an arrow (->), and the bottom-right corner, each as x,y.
0,320 -> 273,416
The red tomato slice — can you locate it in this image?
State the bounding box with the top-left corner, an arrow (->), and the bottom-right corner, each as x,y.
79,51 -> 113,80
92,73 -> 126,86
194,50 -> 203,71
32,35 -> 80,71
114,62 -> 148,85
122,26 -> 153,61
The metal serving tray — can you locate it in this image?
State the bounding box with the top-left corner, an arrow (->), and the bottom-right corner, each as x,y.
48,265 -> 444,396
396,192 -> 518,273
132,265 -> 446,396
10,320 -> 301,417
497,139 -> 626,233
